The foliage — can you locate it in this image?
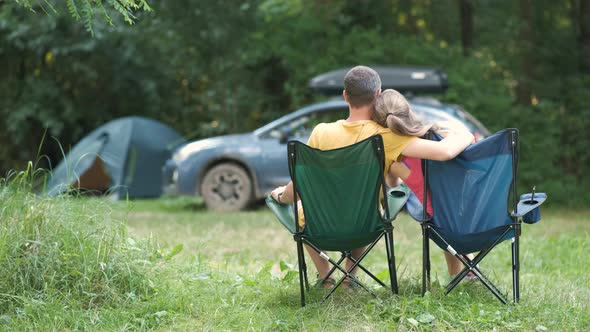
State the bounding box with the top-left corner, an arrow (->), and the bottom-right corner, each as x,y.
0,0 -> 588,204
14,0 -> 152,34
0,168 -> 181,330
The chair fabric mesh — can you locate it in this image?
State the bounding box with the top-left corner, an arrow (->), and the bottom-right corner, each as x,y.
291,136 -> 384,251
426,129 -> 517,254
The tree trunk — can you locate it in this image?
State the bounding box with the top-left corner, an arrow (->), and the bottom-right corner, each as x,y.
516,0 -> 534,105
578,0 -> 590,72
458,0 -> 474,56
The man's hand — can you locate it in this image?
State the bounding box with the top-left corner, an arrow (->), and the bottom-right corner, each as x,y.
271,186 -> 287,203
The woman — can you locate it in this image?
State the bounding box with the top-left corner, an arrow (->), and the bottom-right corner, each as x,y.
373,89 -> 475,278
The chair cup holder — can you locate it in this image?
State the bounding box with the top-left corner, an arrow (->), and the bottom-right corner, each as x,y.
386,185 -> 410,220
389,190 -> 407,198
517,193 -> 547,224
523,205 -> 541,224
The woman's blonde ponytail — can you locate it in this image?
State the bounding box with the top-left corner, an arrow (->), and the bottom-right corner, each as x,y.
374,89 -> 432,137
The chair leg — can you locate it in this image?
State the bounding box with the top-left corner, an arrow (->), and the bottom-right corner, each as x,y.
302,237 -> 391,303
385,229 -> 398,294
303,256 -> 310,291
296,240 -> 306,307
426,233 -> 431,289
463,254 -> 504,297
470,267 -> 508,304
321,254 -> 346,283
422,224 -> 431,295
445,251 -> 508,304
347,255 -> 387,288
512,224 -> 520,302
321,255 -> 378,303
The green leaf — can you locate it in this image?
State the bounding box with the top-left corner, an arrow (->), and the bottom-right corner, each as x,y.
279,260 -> 295,271
374,269 -> 389,282
66,0 -> 81,20
407,318 -> 419,327
243,279 -> 257,286
164,244 -> 183,260
282,270 -> 298,282
416,313 -> 435,324
257,261 -> 274,277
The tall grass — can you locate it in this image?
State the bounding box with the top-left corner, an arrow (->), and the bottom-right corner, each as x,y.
0,165 -> 175,330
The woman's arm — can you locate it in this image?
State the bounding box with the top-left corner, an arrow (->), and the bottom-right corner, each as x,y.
401,122 -> 474,161
387,162 -> 410,186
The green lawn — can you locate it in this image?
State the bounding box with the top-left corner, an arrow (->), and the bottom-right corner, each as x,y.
1,187 -> 588,331
120,198 -> 590,331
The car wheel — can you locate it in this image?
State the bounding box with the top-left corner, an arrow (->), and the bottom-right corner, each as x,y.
200,163 -> 253,211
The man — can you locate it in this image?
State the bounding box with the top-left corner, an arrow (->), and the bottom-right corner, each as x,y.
271,65 -> 473,288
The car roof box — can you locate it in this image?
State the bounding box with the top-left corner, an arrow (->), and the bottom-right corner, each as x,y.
308,66 -> 448,95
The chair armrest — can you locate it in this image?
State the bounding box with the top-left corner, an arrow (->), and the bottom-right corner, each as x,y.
265,196 -> 298,234
385,184 -> 411,221
511,193 -> 547,223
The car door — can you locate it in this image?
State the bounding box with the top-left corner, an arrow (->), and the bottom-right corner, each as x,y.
257,114 -> 312,192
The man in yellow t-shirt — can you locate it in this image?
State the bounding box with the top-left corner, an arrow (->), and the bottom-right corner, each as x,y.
307,120 -> 414,173
271,65 -> 415,289
272,66 -> 475,289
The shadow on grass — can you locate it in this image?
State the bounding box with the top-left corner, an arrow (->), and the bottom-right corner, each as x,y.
157,196 -> 207,212
265,276 -> 508,310
264,285 -> 383,309
154,197 -> 270,213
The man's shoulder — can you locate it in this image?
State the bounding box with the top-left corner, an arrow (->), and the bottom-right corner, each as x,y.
312,120 -> 344,132
360,122 -> 397,137
319,120 -> 345,127
308,121 -> 342,147
364,121 -> 391,133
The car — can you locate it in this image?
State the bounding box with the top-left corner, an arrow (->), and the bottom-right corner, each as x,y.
162,66 -> 490,211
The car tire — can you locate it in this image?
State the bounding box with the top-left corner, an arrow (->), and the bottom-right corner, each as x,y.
200,163 -> 253,211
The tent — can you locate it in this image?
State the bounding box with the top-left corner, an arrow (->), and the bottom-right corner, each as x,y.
46,116 -> 185,199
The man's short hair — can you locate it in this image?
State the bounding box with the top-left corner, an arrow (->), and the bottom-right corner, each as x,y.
344,66 -> 381,107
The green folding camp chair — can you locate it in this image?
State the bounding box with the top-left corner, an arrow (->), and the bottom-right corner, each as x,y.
265,135 -> 410,306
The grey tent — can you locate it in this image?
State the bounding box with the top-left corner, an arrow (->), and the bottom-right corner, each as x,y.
47,116 -> 185,199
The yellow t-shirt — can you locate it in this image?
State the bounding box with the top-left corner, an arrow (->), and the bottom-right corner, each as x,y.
307,120 -> 416,168
297,120 -> 416,227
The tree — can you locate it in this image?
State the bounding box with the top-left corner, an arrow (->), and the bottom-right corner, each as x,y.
14,0 -> 152,34
575,0 -> 590,72
1,0 -> 588,205
516,0 -> 534,105
458,0 -> 474,56
0,3 -> 166,172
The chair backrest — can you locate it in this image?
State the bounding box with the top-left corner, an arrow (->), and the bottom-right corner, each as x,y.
423,129 -> 519,253
288,135 -> 389,251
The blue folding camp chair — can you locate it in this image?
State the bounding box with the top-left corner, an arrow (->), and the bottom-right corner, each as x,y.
409,128 -> 547,303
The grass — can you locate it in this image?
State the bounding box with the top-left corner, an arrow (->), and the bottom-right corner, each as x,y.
123,198 -> 590,331
1,177 -> 589,331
